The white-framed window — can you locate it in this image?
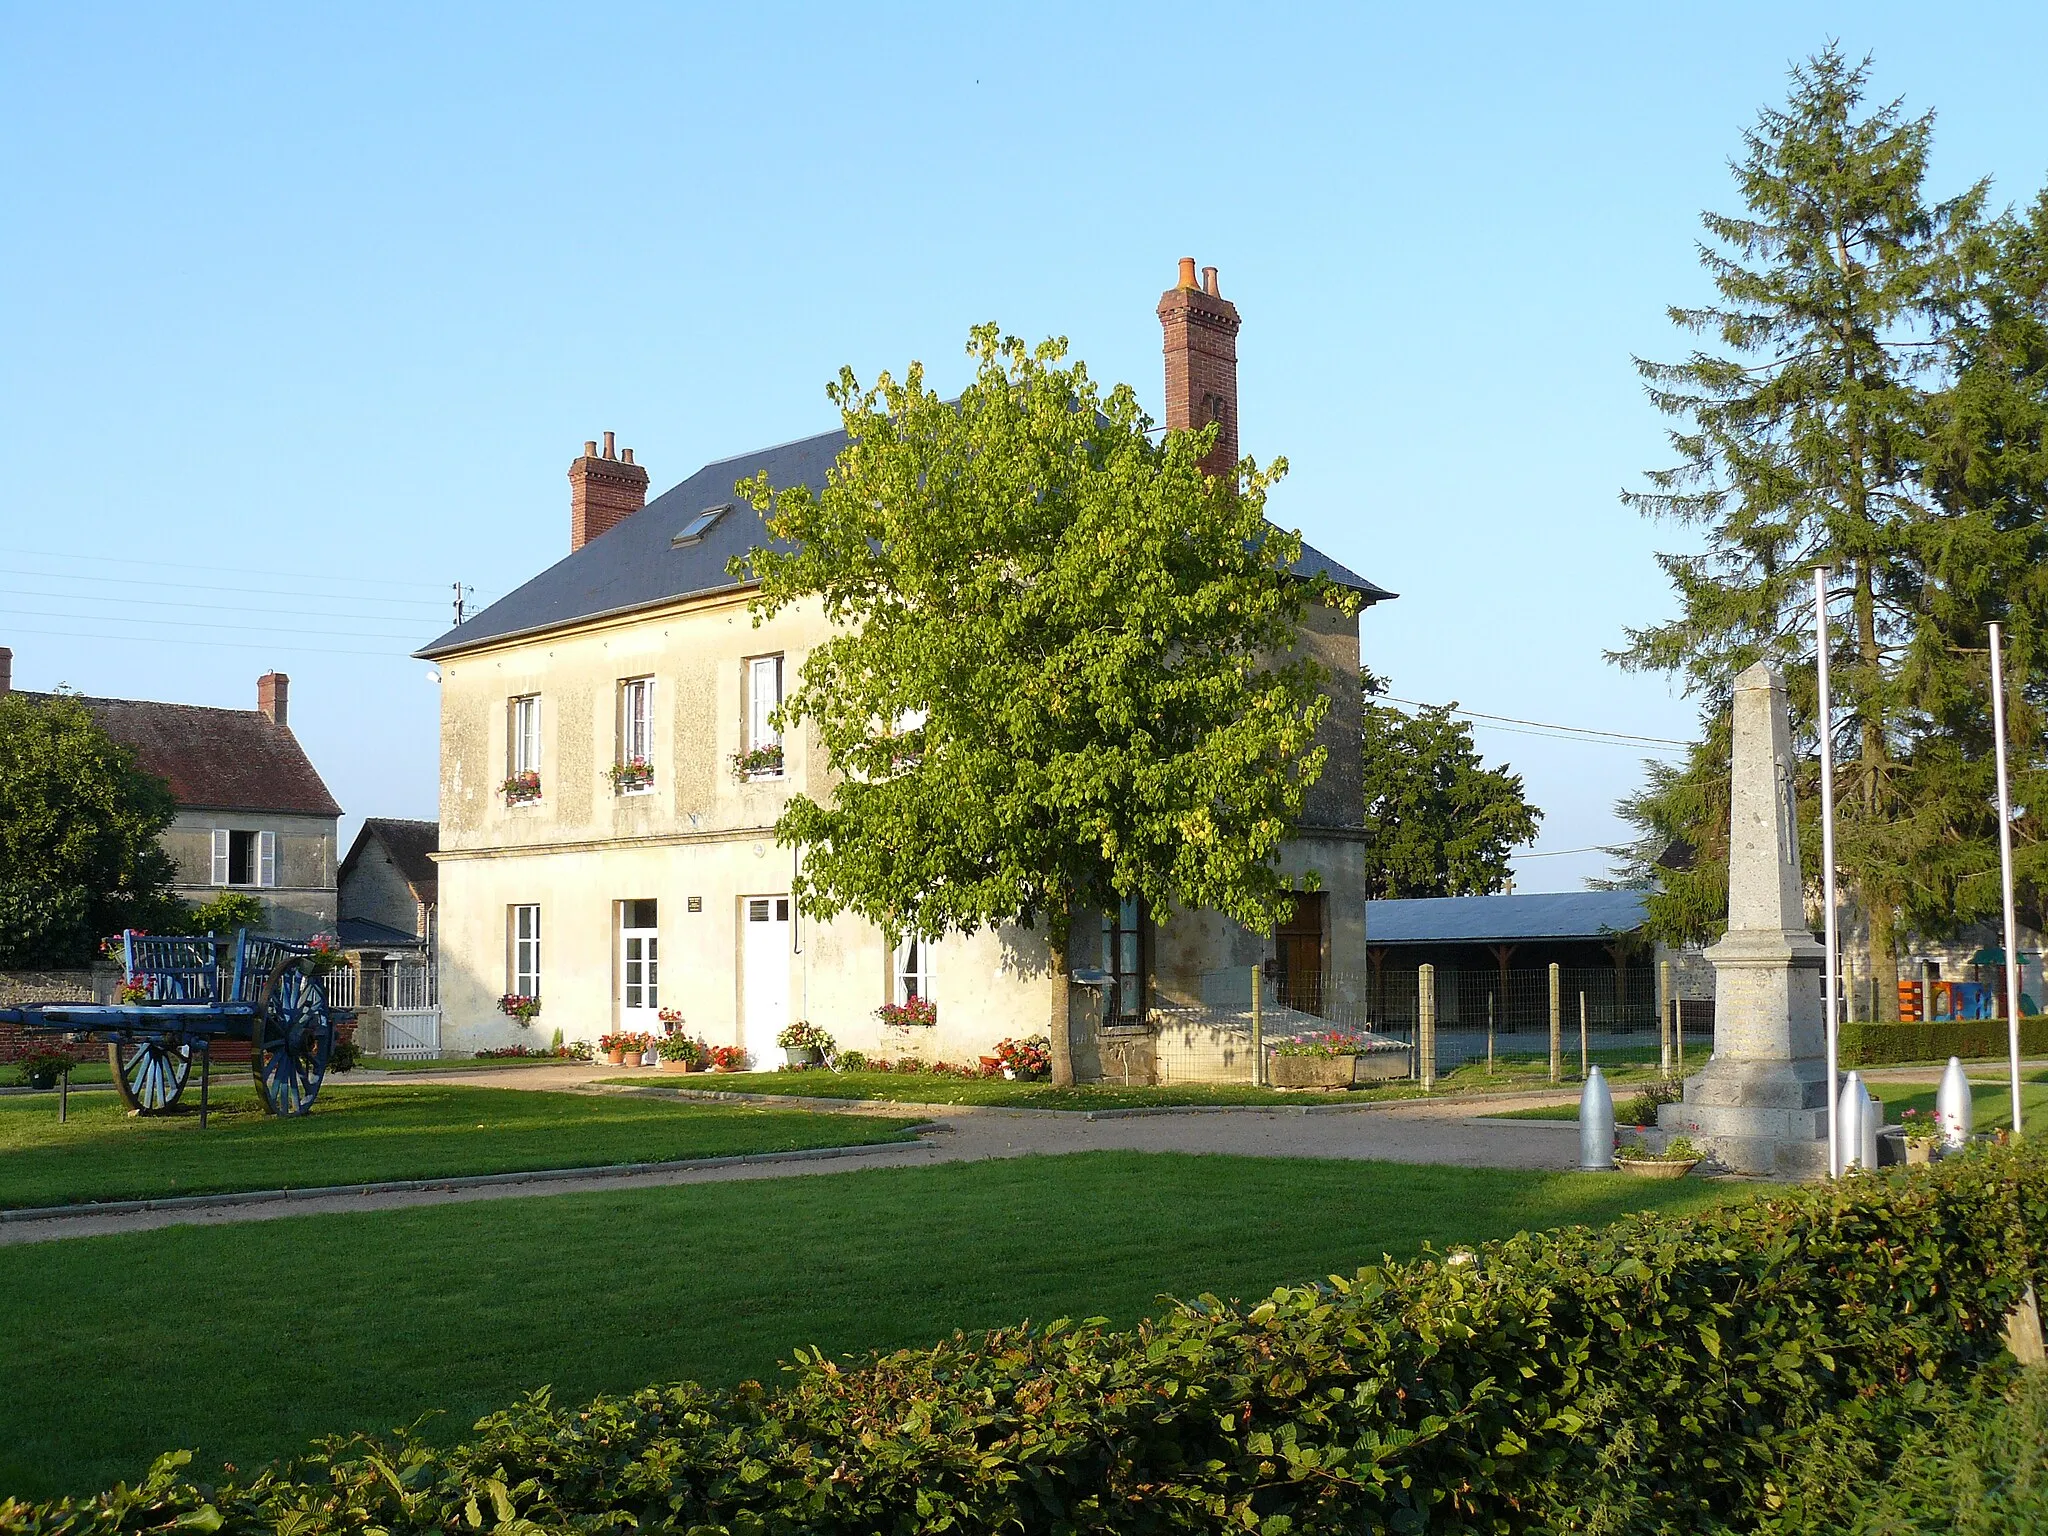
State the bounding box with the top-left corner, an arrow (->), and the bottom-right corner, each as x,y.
894,933 -> 935,1005
511,904 -> 541,996
509,694 -> 542,775
212,829 -> 277,888
746,654 -> 784,775
616,677 -> 655,790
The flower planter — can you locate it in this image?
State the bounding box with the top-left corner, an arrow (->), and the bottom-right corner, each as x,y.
1268,1054 -> 1357,1089
1905,1140 -> 1938,1166
26,1069 -> 59,1091
784,1046 -> 822,1068
1354,1049 -> 1411,1084
1616,1157 -> 1699,1179
659,1059 -> 697,1073
606,1050 -> 627,1065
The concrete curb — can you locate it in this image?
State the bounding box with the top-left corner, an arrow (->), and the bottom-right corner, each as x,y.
601,1084 -> 1585,1120
0,1128 -> 940,1227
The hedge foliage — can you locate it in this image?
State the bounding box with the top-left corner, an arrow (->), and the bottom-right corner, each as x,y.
5,1145 -> 2044,1536
1837,1016 -> 2048,1066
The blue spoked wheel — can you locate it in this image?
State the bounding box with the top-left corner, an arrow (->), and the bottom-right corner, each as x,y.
108,1039 -> 192,1114
252,958 -> 332,1116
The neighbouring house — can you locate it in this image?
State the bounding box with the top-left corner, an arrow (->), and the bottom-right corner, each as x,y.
0,653 -> 341,939
338,817 -> 438,957
417,262 -> 1393,1074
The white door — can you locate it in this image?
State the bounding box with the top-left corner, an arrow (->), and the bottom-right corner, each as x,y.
619,900 -> 660,1035
740,895 -> 791,1067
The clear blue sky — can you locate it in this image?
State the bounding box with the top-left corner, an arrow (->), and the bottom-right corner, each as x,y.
4,3 -> 2044,888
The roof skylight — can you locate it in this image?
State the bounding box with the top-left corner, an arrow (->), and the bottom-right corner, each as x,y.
671,503 -> 732,547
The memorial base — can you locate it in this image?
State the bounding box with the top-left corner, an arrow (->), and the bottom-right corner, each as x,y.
1660,1058 -> 1830,1177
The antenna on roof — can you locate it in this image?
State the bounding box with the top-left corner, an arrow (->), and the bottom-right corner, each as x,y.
452,582 -> 473,626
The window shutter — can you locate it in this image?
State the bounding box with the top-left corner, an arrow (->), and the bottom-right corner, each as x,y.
212,829 -> 230,886
259,831 -> 277,888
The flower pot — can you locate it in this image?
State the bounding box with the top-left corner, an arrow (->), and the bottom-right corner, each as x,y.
784,1046 -> 822,1067
660,1059 -> 695,1073
1905,1140 -> 1937,1166
1616,1157 -> 1699,1179
606,1050 -> 626,1065
1268,1054 -> 1357,1089
26,1069 -> 58,1091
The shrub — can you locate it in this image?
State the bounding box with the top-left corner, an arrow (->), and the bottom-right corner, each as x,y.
8,1145 -> 2045,1533
185,892 -> 267,936
1619,1076 -> 1683,1127
1839,1016 -> 2048,1066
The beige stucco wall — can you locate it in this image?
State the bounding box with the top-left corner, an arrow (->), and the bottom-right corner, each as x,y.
434,586 -> 1368,1071
160,809 -> 337,938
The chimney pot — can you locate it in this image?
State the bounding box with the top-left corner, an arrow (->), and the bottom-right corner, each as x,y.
621,447 -> 634,465
257,671 -> 289,727
603,430 -> 616,459
584,440 -> 598,458
0,646 -> 12,694
1201,266 -> 1219,296
1177,256 -> 1198,288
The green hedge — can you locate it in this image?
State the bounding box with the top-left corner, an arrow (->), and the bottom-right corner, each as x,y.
6,1146 -> 2045,1536
1838,1016 -> 2048,1066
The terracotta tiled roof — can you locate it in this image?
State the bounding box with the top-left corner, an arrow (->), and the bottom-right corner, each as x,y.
70,696 -> 342,817
340,817 -> 438,903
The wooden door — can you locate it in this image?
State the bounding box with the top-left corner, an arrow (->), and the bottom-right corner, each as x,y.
1276,894 -> 1325,1015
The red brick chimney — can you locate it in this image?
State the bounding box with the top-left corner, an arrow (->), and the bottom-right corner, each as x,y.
1157,257 -> 1242,480
257,671 -> 288,726
569,430 -> 650,552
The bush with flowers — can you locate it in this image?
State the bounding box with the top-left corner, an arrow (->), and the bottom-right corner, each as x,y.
989,1035 -> 1052,1080
475,1042 -> 592,1061
498,993 -> 542,1023
1270,1029 -> 1368,1059
656,1033 -> 708,1067
707,1043 -> 748,1072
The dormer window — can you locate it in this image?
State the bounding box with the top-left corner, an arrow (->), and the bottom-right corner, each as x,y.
671,504 -> 732,547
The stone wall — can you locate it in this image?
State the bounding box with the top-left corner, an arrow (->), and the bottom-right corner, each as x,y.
0,968 -> 110,1062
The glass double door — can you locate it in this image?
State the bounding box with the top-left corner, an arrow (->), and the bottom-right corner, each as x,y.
619,899 -> 659,1034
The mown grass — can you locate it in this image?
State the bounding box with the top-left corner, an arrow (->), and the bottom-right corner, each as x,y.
0,1085 -> 920,1209
0,1151 -> 1752,1499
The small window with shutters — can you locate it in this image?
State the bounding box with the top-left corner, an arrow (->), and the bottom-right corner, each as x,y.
213,829 -> 275,887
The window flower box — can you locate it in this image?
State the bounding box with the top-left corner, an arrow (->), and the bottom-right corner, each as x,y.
731,744 -> 784,780
876,996 -> 938,1029
499,993 -> 541,1024
610,758 -> 655,794
501,771 -> 542,805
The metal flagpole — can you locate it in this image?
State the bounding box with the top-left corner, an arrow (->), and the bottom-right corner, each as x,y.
1991,623 -> 2024,1137
1816,569 -> 1842,1178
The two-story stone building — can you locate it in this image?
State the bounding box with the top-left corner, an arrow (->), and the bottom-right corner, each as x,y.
0,656 -> 342,938
418,264 -> 1392,1072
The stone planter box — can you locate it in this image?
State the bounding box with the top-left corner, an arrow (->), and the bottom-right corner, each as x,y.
1268,1054 -> 1356,1089
1616,1157 -> 1699,1179
1353,1049 -> 1411,1083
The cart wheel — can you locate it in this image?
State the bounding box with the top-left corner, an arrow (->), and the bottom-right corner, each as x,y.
107,1040 -> 192,1115
252,958 -> 331,1116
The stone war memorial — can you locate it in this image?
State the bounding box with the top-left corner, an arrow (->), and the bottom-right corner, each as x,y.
1660,662 -> 1830,1175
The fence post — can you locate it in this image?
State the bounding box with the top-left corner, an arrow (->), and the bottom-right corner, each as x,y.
1657,959 -> 1673,1076
1548,963 -> 1562,1083
1579,991 -> 1589,1080
1249,965 -> 1264,1087
1417,963 -> 1437,1090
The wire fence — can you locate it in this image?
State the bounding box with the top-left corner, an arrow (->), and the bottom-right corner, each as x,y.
1138,967 -> 1713,1087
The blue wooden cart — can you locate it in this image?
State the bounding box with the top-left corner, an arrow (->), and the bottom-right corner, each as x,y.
0,930 -> 338,1119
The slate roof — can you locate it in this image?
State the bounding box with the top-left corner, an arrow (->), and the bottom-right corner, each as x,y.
1365,890 -> 1650,945
418,427 -> 1395,658
340,817 -> 439,904
44,694 -> 343,818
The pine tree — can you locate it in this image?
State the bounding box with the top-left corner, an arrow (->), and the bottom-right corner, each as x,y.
1615,47 -> 1987,1014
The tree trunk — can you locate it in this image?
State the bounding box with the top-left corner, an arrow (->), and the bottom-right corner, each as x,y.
1867,889 -> 1902,1023
1048,923 -> 1076,1087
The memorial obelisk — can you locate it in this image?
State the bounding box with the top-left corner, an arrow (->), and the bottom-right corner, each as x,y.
1660,663 -> 1830,1175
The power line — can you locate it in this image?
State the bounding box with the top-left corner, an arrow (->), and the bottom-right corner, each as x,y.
1375,695 -> 1693,751
0,586 -> 430,630
0,546 -> 454,592
0,565 -> 454,611
1508,844 -> 1615,860
1,604 -> 436,643
0,622 -> 414,660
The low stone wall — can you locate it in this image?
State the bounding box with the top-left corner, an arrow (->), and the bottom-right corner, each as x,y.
0,968 -> 111,1063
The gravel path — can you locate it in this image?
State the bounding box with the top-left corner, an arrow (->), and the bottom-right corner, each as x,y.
0,1082 -> 1588,1246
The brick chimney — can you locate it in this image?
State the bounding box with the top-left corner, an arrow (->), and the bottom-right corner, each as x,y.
1157,257 -> 1242,480
257,671 -> 288,726
0,647 -> 11,694
569,430 -> 650,552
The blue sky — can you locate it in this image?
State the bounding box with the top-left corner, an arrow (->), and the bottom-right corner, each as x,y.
3,3 -> 2044,888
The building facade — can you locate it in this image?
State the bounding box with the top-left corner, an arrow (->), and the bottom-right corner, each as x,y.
421,264 -> 1392,1073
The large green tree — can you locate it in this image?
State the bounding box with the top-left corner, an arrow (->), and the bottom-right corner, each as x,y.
1613,47 -> 2007,1011
0,692 -> 182,967
1359,680 -> 1542,898
732,325 -> 1358,1082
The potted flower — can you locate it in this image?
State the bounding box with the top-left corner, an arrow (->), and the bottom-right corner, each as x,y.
597,1031 -> 630,1066
1899,1108 -> 1943,1166
730,744 -> 784,780
1268,1030 -> 1367,1089
13,1051 -> 76,1090
501,770 -> 542,805
708,1043 -> 748,1073
610,757 -> 655,794
1616,1135 -> 1702,1178
499,993 -> 542,1025
990,1035 -> 1051,1081
876,996 -> 938,1029
304,932 -> 349,974
657,1033 -> 706,1072
658,1007 -> 685,1033
776,1019 -> 834,1067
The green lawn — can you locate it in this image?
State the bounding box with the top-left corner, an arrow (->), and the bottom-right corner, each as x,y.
7,1059 -> 112,1086
0,1085 -> 920,1209
0,1151 -> 1751,1499
624,1069 -> 1423,1109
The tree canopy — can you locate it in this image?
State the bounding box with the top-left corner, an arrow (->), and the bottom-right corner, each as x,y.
0,691 -> 182,967
732,325 -> 1358,1074
1612,47 -> 2048,1006
1359,678 -> 1541,899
